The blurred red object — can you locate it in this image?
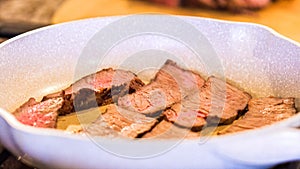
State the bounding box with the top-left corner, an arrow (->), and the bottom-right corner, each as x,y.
150,0 -> 181,7
147,0 -> 273,11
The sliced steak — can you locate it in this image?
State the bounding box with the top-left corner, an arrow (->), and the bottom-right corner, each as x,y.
64,68 -> 144,95
164,102 -> 207,129
142,120 -> 201,139
164,76 -> 251,127
43,68 -> 144,115
72,88 -> 112,112
85,104 -> 157,138
118,60 -> 205,115
219,97 -> 297,135
43,91 -> 74,114
13,97 -> 63,128
198,77 -> 251,124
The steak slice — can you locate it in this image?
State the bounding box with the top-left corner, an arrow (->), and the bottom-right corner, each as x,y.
118,60 -> 205,115
13,97 -> 63,128
198,77 -> 251,124
142,120 -> 201,139
64,68 -> 144,95
219,97 -> 297,135
164,102 -> 207,129
85,104 -> 157,138
164,76 -> 251,127
43,68 -> 144,115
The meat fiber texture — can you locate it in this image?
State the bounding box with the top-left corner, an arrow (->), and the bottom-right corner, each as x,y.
119,60 -> 251,129
219,97 -> 297,134
13,97 -> 63,128
84,104 -> 157,138
42,68 -> 144,115
63,68 -> 144,94
164,102 -> 207,129
13,68 -> 144,129
164,76 -> 251,128
118,60 -> 205,115
197,77 -> 252,124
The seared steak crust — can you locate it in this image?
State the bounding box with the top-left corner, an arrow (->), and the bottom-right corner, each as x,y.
164,76 -> 251,127
43,68 -> 144,115
118,60 -> 205,115
142,120 -> 201,139
198,77 -> 251,124
219,97 -> 296,134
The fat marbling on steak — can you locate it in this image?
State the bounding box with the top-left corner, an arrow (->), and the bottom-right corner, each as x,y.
118,59 -> 205,115
219,97 -> 297,134
43,68 -> 144,115
13,97 -> 63,128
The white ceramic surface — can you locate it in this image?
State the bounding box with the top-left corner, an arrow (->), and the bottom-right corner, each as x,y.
0,15 -> 299,169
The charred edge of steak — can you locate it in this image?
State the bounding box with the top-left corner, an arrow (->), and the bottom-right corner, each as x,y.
69,87 -> 119,113
205,115 -> 236,126
202,76 -> 252,125
72,81 -> 144,113
49,78 -> 144,116
171,119 -> 205,132
73,88 -> 112,112
144,109 -> 165,118
206,107 -> 249,127
42,91 -> 74,115
164,114 -> 206,132
135,114 -> 165,138
42,91 -> 63,101
218,97 -> 297,135
142,119 -> 201,139
13,98 -> 38,115
295,98 -> 300,112
58,92 -> 74,115
128,77 -> 145,93
42,68 -> 145,115
235,105 -> 249,119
